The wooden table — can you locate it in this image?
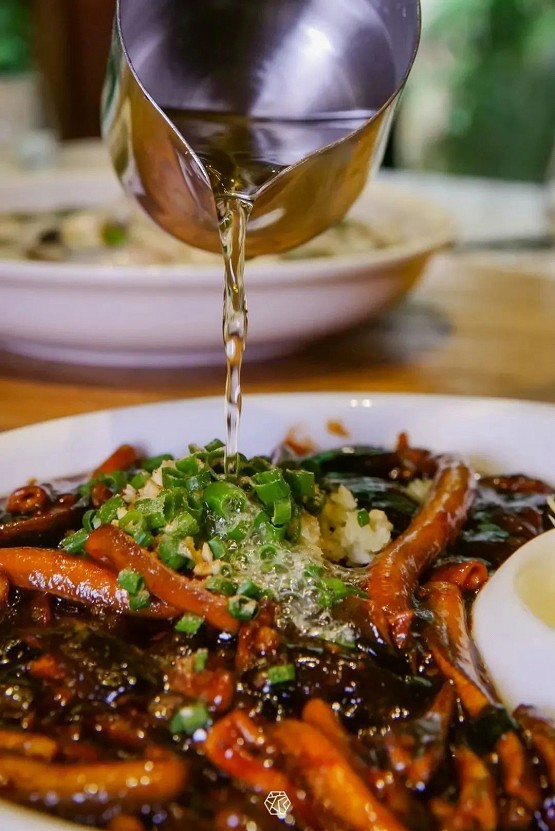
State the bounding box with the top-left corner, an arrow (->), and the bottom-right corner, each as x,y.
1,254 -> 554,433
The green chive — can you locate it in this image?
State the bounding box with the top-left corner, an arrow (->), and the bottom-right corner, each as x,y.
165,510 -> 199,538
272,497 -> 292,526
60,528 -> 89,555
284,469 -> 316,500
161,467 -> 189,489
194,648 -> 209,672
98,495 -> 125,524
170,702 -> 210,735
204,439 -> 225,453
203,481 -> 248,517
322,577 -> 352,603
208,537 -> 227,559
254,512 -> 287,542
228,595 -> 258,621
357,509 -> 370,528
267,664 -> 296,685
158,537 -> 194,571
205,576 -> 237,596
129,589 -> 151,611
130,471 -> 151,490
252,469 -> 290,506
142,453 -> 174,473
101,471 -> 127,493
82,509 -> 100,533
175,613 -> 204,634
117,569 -> 144,595
237,579 -> 263,599
304,563 -> 325,579
259,544 -> 278,561
223,519 -> 250,542
175,456 -> 202,476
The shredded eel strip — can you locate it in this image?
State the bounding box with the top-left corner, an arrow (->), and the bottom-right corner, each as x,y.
0,548 -> 176,619
0,753 -> 188,809
271,719 -> 408,831
86,525 -> 238,633
420,581 -> 495,717
367,456 -> 476,649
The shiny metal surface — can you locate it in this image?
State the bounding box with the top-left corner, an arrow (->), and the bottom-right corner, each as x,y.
102,0 -> 421,257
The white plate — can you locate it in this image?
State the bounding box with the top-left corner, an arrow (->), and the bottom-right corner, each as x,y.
0,171 -> 454,367
2,391 -> 553,830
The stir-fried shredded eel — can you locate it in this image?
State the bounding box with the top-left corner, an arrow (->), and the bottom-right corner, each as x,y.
85,525 -> 238,632
366,457 -> 477,649
0,752 -> 188,808
271,719 -> 408,831
515,707 -> 555,787
420,581 -> 494,717
0,547 -> 176,617
382,683 -> 456,789
431,746 -> 498,831
0,440 -> 552,830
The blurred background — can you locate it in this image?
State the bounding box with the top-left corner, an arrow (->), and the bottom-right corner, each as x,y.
1,0 -> 553,181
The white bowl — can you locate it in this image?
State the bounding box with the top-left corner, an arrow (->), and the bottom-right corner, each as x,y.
3,391 -> 553,830
0,172 -> 454,367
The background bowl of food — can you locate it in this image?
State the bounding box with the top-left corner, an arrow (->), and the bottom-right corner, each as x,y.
0,170 -> 454,366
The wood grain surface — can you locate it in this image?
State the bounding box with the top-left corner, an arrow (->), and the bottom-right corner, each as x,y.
1,255 -> 554,433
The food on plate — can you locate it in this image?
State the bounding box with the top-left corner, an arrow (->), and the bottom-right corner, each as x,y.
0,204 -> 403,267
0,435 -> 553,830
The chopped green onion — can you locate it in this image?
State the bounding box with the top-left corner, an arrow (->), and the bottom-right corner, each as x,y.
165,510 -> 199,538
170,702 -> 210,735
101,471 -> 128,493
194,648 -> 209,672
175,456 -> 203,476
82,509 -> 100,533
117,569 -> 144,595
223,519 -> 250,542
254,512 -> 286,542
259,544 -> 278,561
237,579 -> 263,599
162,467 -> 191,489
204,439 -> 225,453
208,537 -> 227,559
98,495 -> 125,524
60,528 -> 89,555
205,576 -> 237,596
129,589 -> 151,611
228,595 -> 258,621
252,469 -> 290,506
158,537 -> 194,571
130,471 -> 151,490
267,664 -> 296,685
272,497 -> 292,526
119,510 -> 153,548
203,481 -> 248,517
357,509 -> 370,528
304,563 -> 325,579
284,469 -> 316,500
142,453 -> 174,472
184,472 -> 212,493
321,577 -> 352,604
175,613 -> 204,634
102,221 -> 128,247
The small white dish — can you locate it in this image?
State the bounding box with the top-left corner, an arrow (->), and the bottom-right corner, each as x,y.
0,172 -> 454,367
1,391 -> 553,830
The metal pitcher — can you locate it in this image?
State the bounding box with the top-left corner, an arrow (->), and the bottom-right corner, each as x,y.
102,0 -> 421,258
